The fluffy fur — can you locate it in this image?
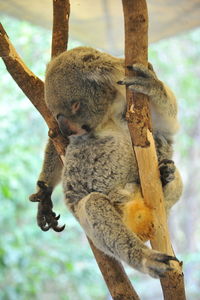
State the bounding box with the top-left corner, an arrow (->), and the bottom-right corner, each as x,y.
30,46 -> 183,278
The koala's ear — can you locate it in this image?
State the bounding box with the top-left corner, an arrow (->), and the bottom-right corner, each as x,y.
82,59 -> 123,84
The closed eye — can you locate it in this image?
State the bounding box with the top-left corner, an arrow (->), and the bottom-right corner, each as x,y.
71,101 -> 80,114
81,124 -> 92,132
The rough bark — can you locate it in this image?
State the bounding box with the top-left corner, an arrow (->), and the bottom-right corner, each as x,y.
89,239 -> 140,300
122,0 -> 186,299
51,0 -> 70,58
0,1 -> 140,299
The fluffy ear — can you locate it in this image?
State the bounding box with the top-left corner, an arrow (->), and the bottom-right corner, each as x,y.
82,54 -> 124,84
66,46 -> 124,84
84,63 -> 123,84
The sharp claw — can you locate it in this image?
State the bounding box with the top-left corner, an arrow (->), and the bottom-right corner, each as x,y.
55,214 -> 60,220
53,224 -> 65,232
117,80 -> 124,85
159,159 -> 174,166
126,65 -> 133,70
32,185 -> 65,232
168,256 -> 179,262
155,254 -> 178,263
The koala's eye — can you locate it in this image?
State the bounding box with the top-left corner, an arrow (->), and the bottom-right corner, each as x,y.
71,101 -> 80,114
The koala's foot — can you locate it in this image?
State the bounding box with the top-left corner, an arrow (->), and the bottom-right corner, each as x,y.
159,159 -> 176,186
141,248 -> 178,278
29,181 -> 65,232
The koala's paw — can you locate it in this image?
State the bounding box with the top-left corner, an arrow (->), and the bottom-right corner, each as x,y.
29,181 -> 65,232
117,63 -> 163,98
159,159 -> 176,186
142,248 -> 178,278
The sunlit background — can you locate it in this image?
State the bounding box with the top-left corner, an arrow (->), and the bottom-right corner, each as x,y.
0,13 -> 200,300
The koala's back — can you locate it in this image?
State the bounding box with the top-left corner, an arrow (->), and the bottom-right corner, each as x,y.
62,132 -> 137,205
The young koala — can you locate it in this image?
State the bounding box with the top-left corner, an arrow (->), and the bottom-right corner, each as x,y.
30,46 -> 183,278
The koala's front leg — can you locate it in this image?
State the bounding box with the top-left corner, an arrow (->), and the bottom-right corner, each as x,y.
29,181 -> 65,232
74,192 -> 178,278
118,63 -> 174,110
118,64 -> 179,134
29,139 -> 65,232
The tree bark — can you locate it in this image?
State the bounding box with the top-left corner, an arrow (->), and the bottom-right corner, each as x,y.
0,1 -> 140,299
89,239 -> 140,300
0,23 -> 68,157
51,0 -> 70,58
122,0 -> 186,299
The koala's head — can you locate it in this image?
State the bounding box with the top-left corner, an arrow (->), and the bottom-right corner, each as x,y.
45,46 -> 124,137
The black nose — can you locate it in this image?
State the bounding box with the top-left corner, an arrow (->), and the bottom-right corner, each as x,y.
57,114 -> 76,137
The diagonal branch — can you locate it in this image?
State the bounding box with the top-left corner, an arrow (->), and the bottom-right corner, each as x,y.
122,0 -> 186,299
0,1 -> 140,299
0,23 -> 68,156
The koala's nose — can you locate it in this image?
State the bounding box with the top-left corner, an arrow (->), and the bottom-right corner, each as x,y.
56,114 -> 76,137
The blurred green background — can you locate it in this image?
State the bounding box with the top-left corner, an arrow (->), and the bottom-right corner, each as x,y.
0,14 -> 200,300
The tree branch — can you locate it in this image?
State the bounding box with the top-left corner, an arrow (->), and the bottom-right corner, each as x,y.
0,1 -> 140,299
122,0 -> 186,299
51,0 -> 70,58
0,23 -> 68,156
88,239 -> 140,300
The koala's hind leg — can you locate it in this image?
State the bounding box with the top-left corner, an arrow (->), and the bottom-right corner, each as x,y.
74,192 -> 178,278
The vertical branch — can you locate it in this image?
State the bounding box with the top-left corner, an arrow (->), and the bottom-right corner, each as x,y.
122,0 -> 186,299
51,0 -> 70,57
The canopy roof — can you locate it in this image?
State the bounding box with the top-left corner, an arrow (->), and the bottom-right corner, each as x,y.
1,0 -> 200,55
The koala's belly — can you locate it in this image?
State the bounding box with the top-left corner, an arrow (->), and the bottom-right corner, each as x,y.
62,135 -> 137,203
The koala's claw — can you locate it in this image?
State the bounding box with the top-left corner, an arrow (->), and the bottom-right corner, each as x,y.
55,214 -> 61,220
159,159 -> 176,186
117,63 -> 162,98
37,201 -> 65,232
142,249 -> 178,278
29,181 -> 65,232
126,63 -> 156,79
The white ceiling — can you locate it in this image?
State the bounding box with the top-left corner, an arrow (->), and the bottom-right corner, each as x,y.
1,0 -> 200,55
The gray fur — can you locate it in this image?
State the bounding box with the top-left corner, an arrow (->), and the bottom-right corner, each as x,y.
34,46 -> 182,278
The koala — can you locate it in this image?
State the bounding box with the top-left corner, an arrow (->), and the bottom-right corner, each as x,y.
30,46 -> 183,278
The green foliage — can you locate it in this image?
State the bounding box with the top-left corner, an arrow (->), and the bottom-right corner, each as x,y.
0,13 -> 200,300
